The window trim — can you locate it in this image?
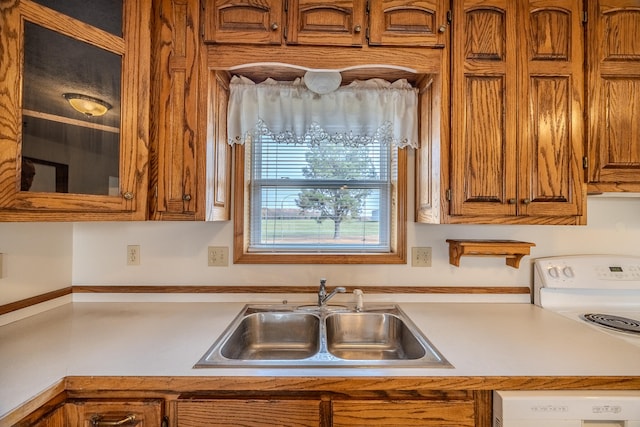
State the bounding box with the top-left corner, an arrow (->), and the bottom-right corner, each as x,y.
233,144 -> 407,264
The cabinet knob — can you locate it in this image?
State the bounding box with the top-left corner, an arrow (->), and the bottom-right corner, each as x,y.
123,192 -> 134,200
522,198 -> 531,205
508,198 -> 516,204
183,194 -> 192,201
270,22 -> 279,31
354,25 -> 362,33
438,25 -> 446,33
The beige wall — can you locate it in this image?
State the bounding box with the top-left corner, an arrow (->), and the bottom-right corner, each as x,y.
2,193 -> 639,305
70,196 -> 640,290
0,222 -> 73,305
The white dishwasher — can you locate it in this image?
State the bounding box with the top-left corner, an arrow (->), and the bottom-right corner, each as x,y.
493,390 -> 640,427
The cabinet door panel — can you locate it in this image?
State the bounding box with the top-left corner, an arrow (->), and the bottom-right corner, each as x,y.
449,0 -> 584,223
368,0 -> 446,46
177,399 -> 321,427
0,0 -> 150,220
588,0 -> 640,188
332,400 -> 475,427
519,0 -> 584,217
286,0 -> 366,46
65,400 -> 163,426
204,0 -> 284,44
450,1 -> 517,217
151,0 -> 202,220
206,71 -> 232,221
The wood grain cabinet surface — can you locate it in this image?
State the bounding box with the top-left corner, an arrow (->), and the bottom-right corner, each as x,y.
331,399 -> 476,427
203,0 -> 448,47
447,0 -> 586,224
31,399 -> 164,427
151,0 -> 232,221
176,394 -> 481,427
176,398 -> 323,427
0,0 -> 151,221
587,0 -> 640,192
64,400 -> 164,427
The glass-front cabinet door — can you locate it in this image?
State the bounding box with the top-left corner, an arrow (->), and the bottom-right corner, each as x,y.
0,0 -> 150,220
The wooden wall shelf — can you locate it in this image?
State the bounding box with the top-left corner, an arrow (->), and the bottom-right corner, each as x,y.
446,239 -> 536,268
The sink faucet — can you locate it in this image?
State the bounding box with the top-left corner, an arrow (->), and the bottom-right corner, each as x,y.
318,278 -> 346,306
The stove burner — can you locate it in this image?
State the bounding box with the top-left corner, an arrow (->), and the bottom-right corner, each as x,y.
581,313 -> 640,335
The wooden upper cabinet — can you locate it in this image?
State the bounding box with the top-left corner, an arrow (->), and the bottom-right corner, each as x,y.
203,0 -> 448,47
517,0 -> 585,219
368,0 -> 448,47
587,0 -> 640,192
151,0 -> 205,220
0,0 -> 150,221
203,0 -> 284,44
287,0 -> 367,46
206,70 -> 232,221
450,0 -> 517,219
449,0 -> 585,224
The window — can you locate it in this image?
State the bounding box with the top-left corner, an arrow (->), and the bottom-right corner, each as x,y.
229,76 -> 418,264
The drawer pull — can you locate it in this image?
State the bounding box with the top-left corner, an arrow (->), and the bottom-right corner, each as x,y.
91,414 -> 137,426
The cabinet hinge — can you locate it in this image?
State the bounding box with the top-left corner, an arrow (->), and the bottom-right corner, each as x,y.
582,11 -> 587,23
447,10 -> 452,24
283,26 -> 288,40
366,0 -> 370,14
446,188 -> 451,201
365,27 -> 370,41
200,2 -> 206,38
284,0 -> 288,12
583,156 -> 588,169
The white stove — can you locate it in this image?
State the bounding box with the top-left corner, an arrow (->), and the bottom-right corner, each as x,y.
534,255 -> 640,348
494,255 -> 640,427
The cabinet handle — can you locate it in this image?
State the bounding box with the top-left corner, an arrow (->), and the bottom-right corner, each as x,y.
354,25 -> 362,33
438,25 -> 446,33
183,194 -> 192,201
91,414 -> 136,426
270,22 -> 278,31
123,192 -> 134,200
522,198 -> 531,205
508,198 -> 516,204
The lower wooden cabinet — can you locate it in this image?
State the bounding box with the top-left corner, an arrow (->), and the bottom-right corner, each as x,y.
175,395 -> 478,427
64,400 -> 164,426
332,399 -> 475,427
176,399 -> 323,427
32,399 -> 164,427
17,388 -> 489,427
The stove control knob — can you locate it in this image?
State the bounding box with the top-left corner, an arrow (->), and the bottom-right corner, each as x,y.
548,266 -> 560,278
562,266 -> 575,278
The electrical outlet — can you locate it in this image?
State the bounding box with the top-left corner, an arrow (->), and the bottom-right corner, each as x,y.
208,246 -> 229,267
412,247 -> 432,267
127,245 -> 140,266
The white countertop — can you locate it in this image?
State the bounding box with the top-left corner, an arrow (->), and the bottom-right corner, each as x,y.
1,299 -> 640,418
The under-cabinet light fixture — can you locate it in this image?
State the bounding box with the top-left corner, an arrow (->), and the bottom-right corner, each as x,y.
62,93 -> 112,117
303,70 -> 342,94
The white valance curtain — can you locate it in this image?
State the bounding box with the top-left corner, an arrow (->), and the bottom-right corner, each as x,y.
227,75 -> 419,148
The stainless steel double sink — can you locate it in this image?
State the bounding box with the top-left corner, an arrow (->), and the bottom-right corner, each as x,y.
194,304 -> 452,368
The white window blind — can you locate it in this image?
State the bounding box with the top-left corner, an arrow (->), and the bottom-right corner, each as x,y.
249,136 -> 396,252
